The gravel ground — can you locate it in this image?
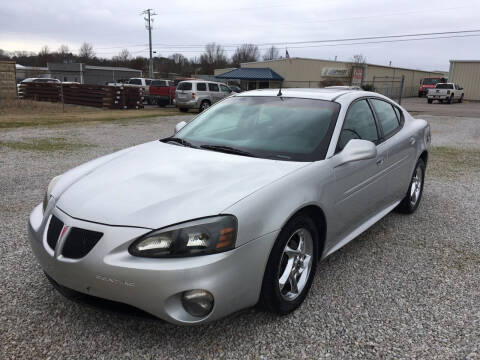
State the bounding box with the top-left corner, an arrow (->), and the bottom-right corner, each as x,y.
1,113 -> 479,359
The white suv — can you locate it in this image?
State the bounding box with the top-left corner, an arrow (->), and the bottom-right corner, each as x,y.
175,80 -> 232,112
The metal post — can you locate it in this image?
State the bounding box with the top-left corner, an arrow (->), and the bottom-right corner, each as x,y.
398,75 -> 405,105
60,82 -> 65,112
147,10 -> 153,78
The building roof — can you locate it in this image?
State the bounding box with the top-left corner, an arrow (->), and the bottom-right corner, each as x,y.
85,65 -> 142,72
216,67 -> 284,81
241,57 -> 446,74
450,59 -> 480,63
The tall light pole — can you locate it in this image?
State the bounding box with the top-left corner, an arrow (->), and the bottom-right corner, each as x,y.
142,9 -> 156,78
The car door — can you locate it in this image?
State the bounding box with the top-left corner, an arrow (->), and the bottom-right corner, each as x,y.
369,98 -> 414,204
329,99 -> 389,242
208,83 -> 221,103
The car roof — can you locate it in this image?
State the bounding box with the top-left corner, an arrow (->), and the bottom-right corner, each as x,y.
234,88 -> 369,101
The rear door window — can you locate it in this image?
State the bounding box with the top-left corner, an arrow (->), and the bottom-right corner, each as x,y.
151,80 -> 167,87
177,82 -> 192,91
338,99 -> 379,151
370,99 -> 400,137
208,83 -> 219,92
129,79 -> 142,85
196,83 -> 207,91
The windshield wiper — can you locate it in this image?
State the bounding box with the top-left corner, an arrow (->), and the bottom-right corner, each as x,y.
161,137 -> 197,148
200,144 -> 256,157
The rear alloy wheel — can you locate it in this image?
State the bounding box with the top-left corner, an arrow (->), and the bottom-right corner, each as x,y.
397,159 -> 425,214
260,213 -> 318,314
199,101 -> 211,112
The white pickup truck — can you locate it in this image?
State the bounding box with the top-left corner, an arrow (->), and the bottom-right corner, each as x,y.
427,83 -> 464,104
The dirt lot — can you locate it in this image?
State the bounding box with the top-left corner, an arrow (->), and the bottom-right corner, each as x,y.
0,104 -> 479,359
402,96 -> 480,117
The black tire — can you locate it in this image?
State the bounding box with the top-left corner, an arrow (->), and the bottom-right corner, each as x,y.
427,99 -> 433,104
199,100 -> 211,113
418,92 -> 422,97
260,213 -> 318,315
447,95 -> 453,104
178,108 -> 188,113
158,101 -> 167,108
397,159 -> 426,214
459,94 -> 463,103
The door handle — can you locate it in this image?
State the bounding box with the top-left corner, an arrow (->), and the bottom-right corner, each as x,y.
376,157 -> 384,166
409,137 -> 416,145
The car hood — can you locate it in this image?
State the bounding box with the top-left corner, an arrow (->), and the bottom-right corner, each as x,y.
56,141 -> 307,229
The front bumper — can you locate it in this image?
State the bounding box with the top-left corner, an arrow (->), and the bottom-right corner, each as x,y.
28,203 -> 277,324
427,94 -> 449,100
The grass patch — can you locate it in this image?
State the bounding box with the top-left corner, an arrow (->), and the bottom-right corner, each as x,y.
0,137 -> 95,152
0,99 -> 180,129
428,146 -> 480,179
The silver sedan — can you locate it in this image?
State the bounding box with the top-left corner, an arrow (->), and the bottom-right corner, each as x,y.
28,88 -> 430,325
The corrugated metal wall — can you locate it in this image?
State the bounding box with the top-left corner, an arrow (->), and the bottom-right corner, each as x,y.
0,61 -> 17,99
449,61 -> 480,100
238,58 -> 445,96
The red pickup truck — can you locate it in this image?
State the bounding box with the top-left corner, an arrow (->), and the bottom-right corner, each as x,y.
418,77 -> 447,97
149,79 -> 176,107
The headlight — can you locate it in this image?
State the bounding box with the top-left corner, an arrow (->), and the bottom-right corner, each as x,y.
43,175 -> 61,212
129,215 -> 237,258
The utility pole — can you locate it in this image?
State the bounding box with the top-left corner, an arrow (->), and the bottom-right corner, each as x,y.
141,9 -> 156,78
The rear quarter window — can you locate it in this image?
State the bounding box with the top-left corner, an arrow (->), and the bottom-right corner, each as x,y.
177,82 -> 192,91
208,83 -> 219,92
370,99 -> 400,137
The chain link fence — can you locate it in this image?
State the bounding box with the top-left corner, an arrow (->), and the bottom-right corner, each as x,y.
362,76 -> 405,104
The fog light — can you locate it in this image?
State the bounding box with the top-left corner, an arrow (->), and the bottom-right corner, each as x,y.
181,290 -> 214,317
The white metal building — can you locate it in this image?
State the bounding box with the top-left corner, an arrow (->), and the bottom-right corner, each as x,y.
449,60 -> 480,100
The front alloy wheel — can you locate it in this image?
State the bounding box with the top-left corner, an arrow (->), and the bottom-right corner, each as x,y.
260,213 -> 318,314
278,229 -> 314,301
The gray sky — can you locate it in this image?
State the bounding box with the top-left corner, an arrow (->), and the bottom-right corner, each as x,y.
2,0 -> 480,71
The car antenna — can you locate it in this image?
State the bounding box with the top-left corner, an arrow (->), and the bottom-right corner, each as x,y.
277,81 -> 282,96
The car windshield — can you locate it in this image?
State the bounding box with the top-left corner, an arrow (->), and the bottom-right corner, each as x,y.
175,96 -> 340,161
436,83 -> 453,89
423,78 -> 441,85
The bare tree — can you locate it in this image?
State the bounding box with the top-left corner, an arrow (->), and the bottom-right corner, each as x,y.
169,53 -> 187,65
79,42 -> 95,60
231,44 -> 259,67
352,54 -> 367,64
117,49 -> 131,62
39,45 -> 50,56
200,43 -> 227,74
263,46 -> 280,61
58,44 -> 69,55
57,44 -> 72,62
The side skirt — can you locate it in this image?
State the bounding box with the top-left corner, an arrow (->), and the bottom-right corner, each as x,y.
322,200 -> 401,259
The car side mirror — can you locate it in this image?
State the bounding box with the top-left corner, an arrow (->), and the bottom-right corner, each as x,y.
334,139 -> 377,167
175,121 -> 187,134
